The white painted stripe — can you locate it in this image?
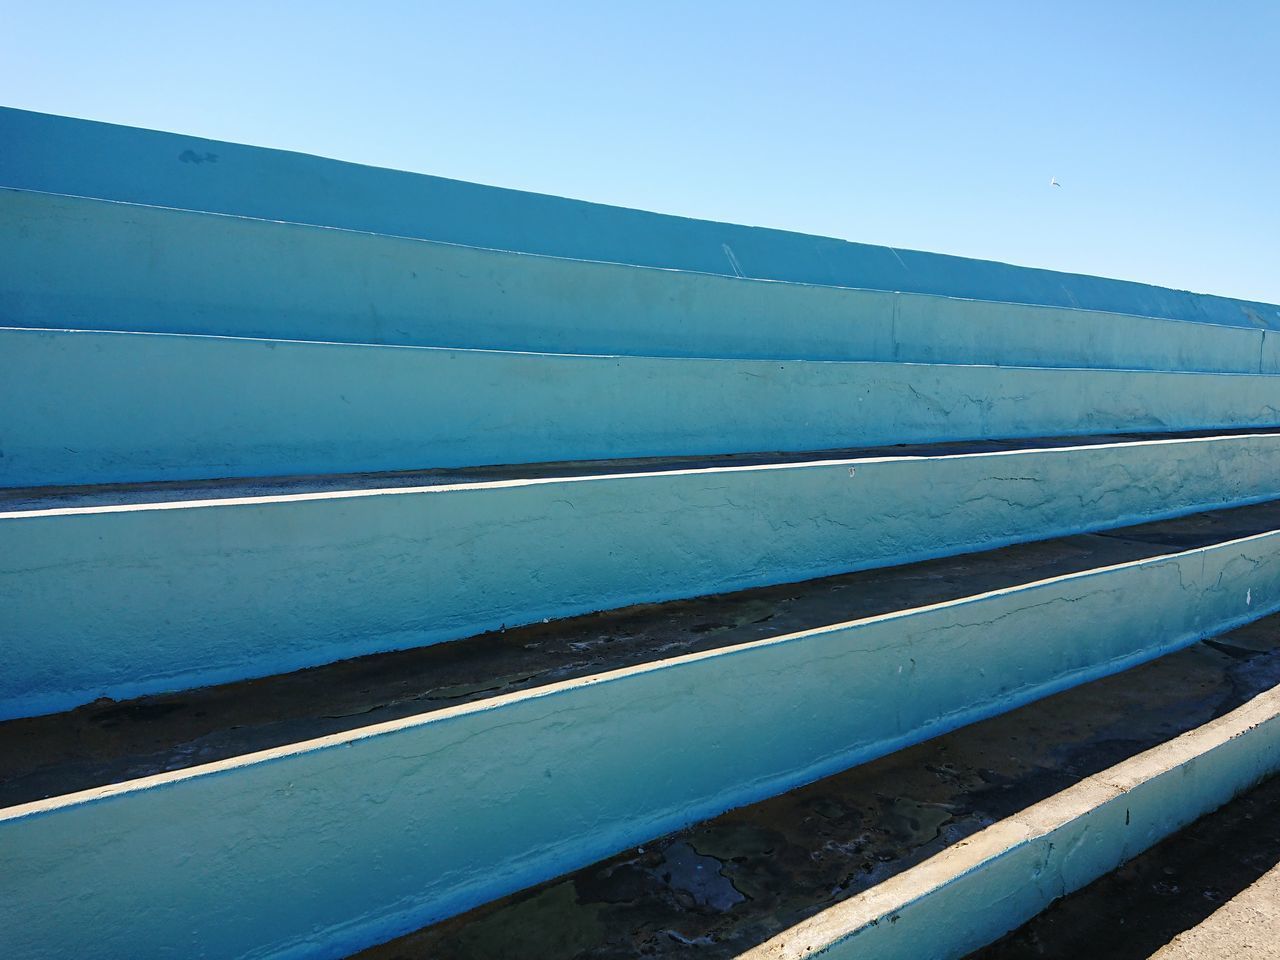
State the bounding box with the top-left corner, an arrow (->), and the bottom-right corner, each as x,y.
5,431 -> 1278,519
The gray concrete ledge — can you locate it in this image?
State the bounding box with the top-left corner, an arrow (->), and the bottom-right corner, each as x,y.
743,680 -> 1280,960
353,616 -> 1280,959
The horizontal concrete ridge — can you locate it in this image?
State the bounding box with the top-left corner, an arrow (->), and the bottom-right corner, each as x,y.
3,517 -> 1280,959
349,616 -> 1280,959
9,327 -> 1280,487
3,108 -> 1279,329
967,760 -> 1280,959
11,107 -> 1280,960
741,687 -> 1280,960
4,501 -> 1277,805
5,431 -> 1266,511
7,435 -> 1280,718
3,188 -> 1278,373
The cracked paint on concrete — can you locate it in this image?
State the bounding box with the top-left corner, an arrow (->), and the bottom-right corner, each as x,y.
7,434 -> 1280,717
5,506 -> 1280,958
352,618 -> 1280,960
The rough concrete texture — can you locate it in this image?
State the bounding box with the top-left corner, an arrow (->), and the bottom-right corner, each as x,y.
4,430 -> 1260,510
1152,870 -> 1280,957
7,497 -> 1280,808
350,616 -> 1280,959
8,501 -> 1280,960
1153,867 -> 1280,959
11,429 -> 1280,719
970,769 -> 1280,960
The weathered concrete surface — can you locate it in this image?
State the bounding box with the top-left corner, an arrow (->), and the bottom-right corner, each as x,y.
9,500 -> 1280,806
1,430 -> 1266,511
739,687 -> 1280,960
970,767 -> 1280,960
5,504 -> 1280,959
10,327 -> 1280,488
8,433 -> 1280,718
3,188 -> 1275,373
1152,867 -> 1280,959
352,617 -> 1280,960
4,108 -> 1279,330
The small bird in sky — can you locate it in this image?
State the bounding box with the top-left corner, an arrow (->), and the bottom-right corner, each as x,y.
1050,177 -> 1061,187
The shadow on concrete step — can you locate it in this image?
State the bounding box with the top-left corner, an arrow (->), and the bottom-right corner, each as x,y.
8,497 -> 1280,809
348,615 -> 1280,960
968,772 -> 1280,960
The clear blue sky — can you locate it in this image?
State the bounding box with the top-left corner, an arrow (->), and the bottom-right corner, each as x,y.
3,1 -> 1278,302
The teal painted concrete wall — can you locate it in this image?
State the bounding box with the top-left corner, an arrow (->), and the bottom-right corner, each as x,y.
6,433 -> 1280,719
6,107 -> 1280,960
8,327 -> 1280,488
3,188 -> 1274,372
3,107 -> 1279,330
3,533 -> 1278,960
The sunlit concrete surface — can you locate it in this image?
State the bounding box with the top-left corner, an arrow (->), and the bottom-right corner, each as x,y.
4,501 -> 1278,809
8,109 -> 1280,960
4,188 -> 1277,373
348,615 -> 1280,960
4,107 -> 1280,329
969,762 -> 1280,960
1151,867 -> 1280,959
741,691 -> 1280,960
5,503 -> 1280,959
11,327 -> 1280,488
8,433 -> 1280,718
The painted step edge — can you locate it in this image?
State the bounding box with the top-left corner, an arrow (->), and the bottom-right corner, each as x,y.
4,107 -> 1280,331
4,529 -> 1280,960
4,187 -> 1277,374
7,432 -> 1280,719
8,326 -> 1280,487
740,681 -> 1280,960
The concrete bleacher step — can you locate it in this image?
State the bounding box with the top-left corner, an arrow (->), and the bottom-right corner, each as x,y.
4,106 -> 1279,331
9,326 -> 1280,488
347,614 -> 1280,960
4,186 -> 1277,373
6,501 -> 1280,958
9,108 -> 1280,960
7,430 -> 1280,718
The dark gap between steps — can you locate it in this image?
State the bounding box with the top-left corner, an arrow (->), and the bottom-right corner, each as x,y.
5,498 -> 1280,807
348,615 -> 1280,959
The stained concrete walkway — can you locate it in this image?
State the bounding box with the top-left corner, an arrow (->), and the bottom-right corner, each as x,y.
1152,865 -> 1280,959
